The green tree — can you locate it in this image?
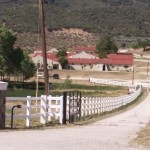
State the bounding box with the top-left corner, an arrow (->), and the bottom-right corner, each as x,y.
0,25 -> 17,74
56,49 -> 67,57
58,57 -> 68,69
56,49 -> 68,69
137,39 -> 150,51
96,35 -> 118,58
21,52 -> 35,80
0,25 -> 35,80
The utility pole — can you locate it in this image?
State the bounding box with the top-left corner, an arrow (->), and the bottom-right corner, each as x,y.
147,59 -> 149,91
39,0 -> 49,95
147,59 -> 149,81
132,65 -> 134,85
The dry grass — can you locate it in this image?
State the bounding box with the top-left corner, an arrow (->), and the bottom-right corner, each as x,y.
132,122 -> 150,149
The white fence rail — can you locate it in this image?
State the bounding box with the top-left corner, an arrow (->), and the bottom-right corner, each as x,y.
81,87 -> 141,116
6,95 -> 63,127
89,78 -> 150,88
6,87 -> 141,127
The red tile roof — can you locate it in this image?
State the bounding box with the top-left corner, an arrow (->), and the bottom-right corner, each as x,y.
68,53 -> 133,65
101,58 -> 133,65
68,58 -> 101,64
33,51 -> 133,66
103,53 -> 133,65
107,53 -> 133,60
33,52 -> 59,62
73,46 -> 96,52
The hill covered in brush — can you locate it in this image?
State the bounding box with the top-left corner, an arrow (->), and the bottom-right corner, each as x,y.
0,0 -> 150,37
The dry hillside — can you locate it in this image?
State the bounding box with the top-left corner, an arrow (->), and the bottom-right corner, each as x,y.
16,28 -> 100,50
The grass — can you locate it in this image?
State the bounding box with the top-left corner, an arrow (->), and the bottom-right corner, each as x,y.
133,122 -> 150,149
5,86 -> 144,129
5,81 -> 128,129
6,82 -> 128,97
131,122 -> 150,149
74,90 -> 147,126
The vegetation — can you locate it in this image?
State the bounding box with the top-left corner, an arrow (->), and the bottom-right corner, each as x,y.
0,0 -> 150,37
96,35 -> 118,58
0,25 -> 35,80
6,81 -> 127,97
56,49 -> 68,68
132,39 -> 150,51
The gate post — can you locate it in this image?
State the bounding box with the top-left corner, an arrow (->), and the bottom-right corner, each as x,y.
62,92 -> 67,124
0,82 -> 8,129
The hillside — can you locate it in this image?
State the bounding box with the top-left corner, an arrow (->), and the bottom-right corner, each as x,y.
0,0 -> 150,48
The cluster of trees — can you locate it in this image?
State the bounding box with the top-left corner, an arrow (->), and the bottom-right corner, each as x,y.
0,25 -> 35,81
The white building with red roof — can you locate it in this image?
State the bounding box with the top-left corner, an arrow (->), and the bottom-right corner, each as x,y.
32,51 -> 62,70
31,46 -> 133,72
67,46 -> 133,71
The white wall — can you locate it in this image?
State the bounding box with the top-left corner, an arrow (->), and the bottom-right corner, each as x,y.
69,64 -> 103,71
32,55 -> 62,70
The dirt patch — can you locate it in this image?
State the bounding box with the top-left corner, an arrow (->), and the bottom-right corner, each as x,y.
132,121 -> 150,149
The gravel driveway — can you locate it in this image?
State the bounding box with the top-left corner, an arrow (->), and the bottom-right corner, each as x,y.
1,93 -> 150,150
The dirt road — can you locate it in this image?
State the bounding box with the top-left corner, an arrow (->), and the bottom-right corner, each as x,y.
0,92 -> 150,150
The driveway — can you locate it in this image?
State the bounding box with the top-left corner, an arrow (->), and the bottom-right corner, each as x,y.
0,93 -> 150,150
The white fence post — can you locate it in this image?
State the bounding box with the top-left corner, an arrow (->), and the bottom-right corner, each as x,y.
40,95 -> 47,124
59,96 -> 63,124
26,96 -> 31,127
48,95 -> 51,122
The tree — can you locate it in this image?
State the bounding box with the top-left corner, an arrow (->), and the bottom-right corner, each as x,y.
58,57 -> 68,69
56,48 -> 67,57
96,35 -> 118,58
56,49 -> 68,69
0,25 -> 35,80
21,52 -> 35,80
0,25 -> 17,74
136,39 -> 150,51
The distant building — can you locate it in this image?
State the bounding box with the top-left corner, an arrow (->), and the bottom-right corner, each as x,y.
31,46 -> 133,72
32,51 -> 62,70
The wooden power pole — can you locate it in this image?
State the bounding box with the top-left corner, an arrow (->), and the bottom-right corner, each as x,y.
39,0 -> 49,95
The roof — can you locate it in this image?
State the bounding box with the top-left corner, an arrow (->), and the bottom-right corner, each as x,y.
107,53 -> 133,60
73,46 -> 96,52
68,53 -> 133,65
33,51 -> 133,65
33,52 -> 59,62
103,53 -> 133,65
101,58 -> 133,65
68,58 -> 101,64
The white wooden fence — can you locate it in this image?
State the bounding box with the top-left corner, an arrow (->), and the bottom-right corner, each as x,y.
81,86 -> 141,116
6,86 -> 141,127
6,95 -> 63,127
89,78 -> 150,88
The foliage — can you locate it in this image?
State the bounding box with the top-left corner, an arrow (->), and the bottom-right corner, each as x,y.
56,48 -> 67,57
63,75 -> 72,88
132,39 -> 150,51
96,35 -> 118,58
58,57 -> 68,69
0,0 -> 150,37
56,49 -> 68,69
137,39 -> 150,51
21,52 -> 35,79
7,81 -> 127,97
0,25 -> 35,80
0,25 -> 16,56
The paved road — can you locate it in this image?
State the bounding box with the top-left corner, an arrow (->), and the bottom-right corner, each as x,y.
1,93 -> 150,150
